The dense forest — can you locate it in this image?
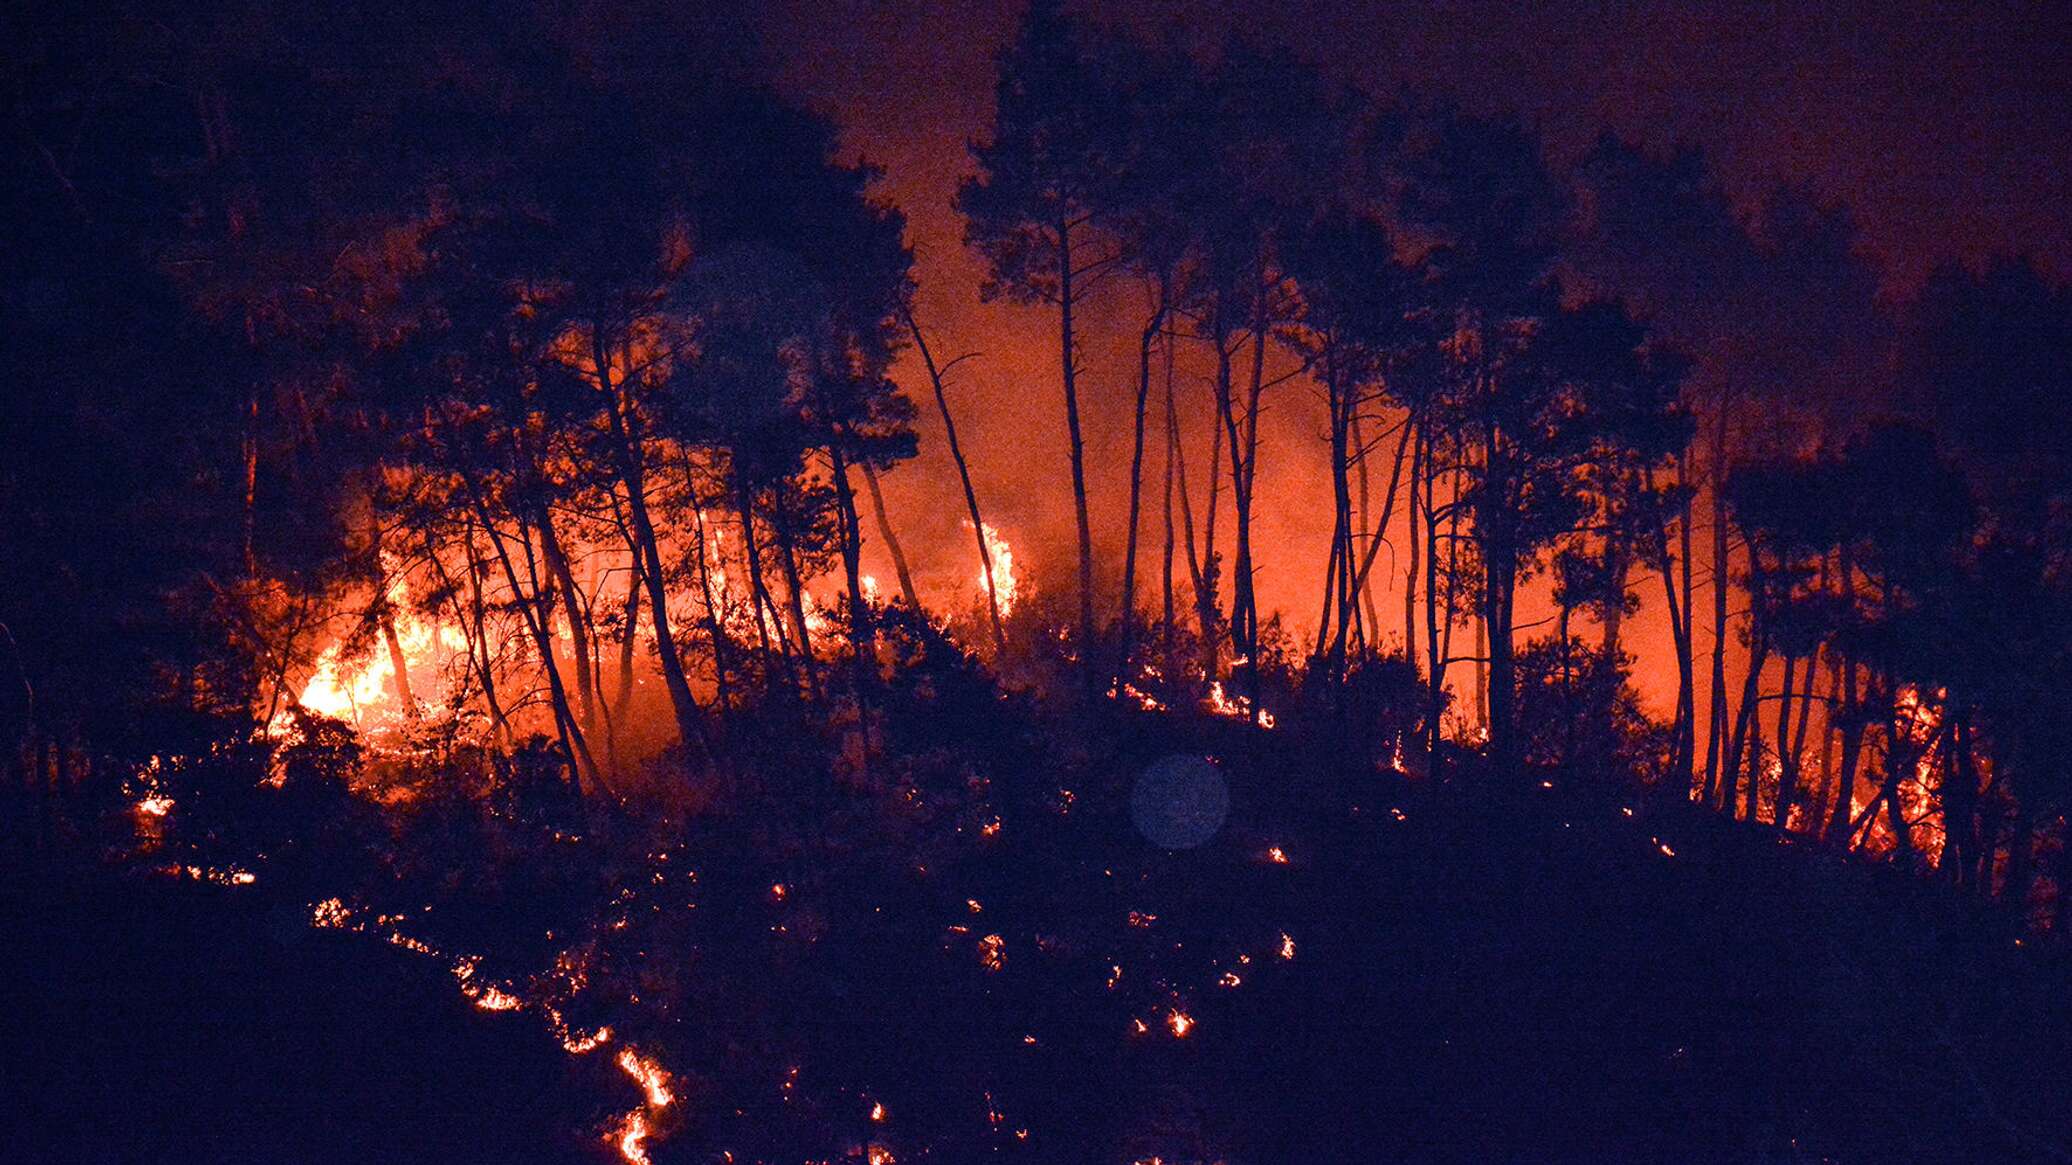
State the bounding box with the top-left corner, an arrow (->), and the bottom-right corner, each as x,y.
4,2 -> 2070,1162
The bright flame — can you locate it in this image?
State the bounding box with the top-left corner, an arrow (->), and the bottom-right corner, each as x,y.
616,1048 -> 673,1108
1205,681 -> 1275,728
613,1110 -> 651,1165
973,521 -> 1018,617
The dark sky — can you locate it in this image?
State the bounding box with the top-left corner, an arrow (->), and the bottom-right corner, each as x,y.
765,0 -> 2071,293
735,0 -> 2069,710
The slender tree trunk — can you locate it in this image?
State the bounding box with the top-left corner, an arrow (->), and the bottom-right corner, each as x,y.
1678,462 -> 1696,795
615,555 -> 640,718
829,442 -> 872,657
731,476 -> 791,673
765,491 -> 819,688
1352,411 -> 1381,650
1161,327 -> 1179,687
1944,711 -> 1978,891
1826,552 -> 1863,842
366,511 -> 418,717
598,339 -> 706,758
683,489 -> 732,719
1774,650 -> 1799,830
465,484 -> 602,795
859,461 -> 920,610
1316,350 -> 1353,680
450,522 -> 512,747
829,439 -> 876,778
1169,337 -> 1212,686
536,505 -> 597,735
1118,290 -> 1170,684
1056,216 -> 1097,660
1485,544 -> 1519,773
1727,625 -> 1770,822
1347,412 -> 1414,648
1405,426 -> 1423,676
1703,396 -> 1732,804
902,306 -> 1005,654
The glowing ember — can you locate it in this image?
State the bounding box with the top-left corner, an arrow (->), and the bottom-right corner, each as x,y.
1279,932 -> 1297,961
1219,971 -> 1242,988
978,933 -> 1007,972
1166,1009 -> 1194,1038
310,897 -> 352,928
616,1048 -> 673,1108
869,1101 -> 888,1123
134,794 -> 174,817
1267,846 -> 1288,864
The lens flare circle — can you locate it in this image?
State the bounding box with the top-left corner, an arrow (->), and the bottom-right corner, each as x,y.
1130,754 -> 1229,850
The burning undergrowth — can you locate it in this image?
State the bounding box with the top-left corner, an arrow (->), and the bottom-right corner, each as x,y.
110,625 -> 1354,1163
68,638 -> 2072,1163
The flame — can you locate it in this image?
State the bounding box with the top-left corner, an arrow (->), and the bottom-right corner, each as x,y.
562,1026 -> 613,1055
972,521 -> 1018,617
1205,681 -> 1275,728
287,570 -> 474,733
1278,932 -> 1296,961
1166,1009 -> 1194,1038
617,1048 -> 673,1108
466,982 -> 523,1011
978,933 -> 1007,972
613,1110 -> 652,1165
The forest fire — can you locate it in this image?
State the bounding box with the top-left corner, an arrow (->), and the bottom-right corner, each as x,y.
10,1 -> 2072,1163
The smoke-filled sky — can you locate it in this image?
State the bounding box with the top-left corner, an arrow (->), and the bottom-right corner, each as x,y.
729,0 -> 2067,708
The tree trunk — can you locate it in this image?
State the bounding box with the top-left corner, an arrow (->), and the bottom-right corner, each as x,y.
1825,551 -> 1863,842
362,509 -> 418,717
683,488 -> 733,719
1118,290 -> 1170,685
859,461 -> 919,611
1703,395 -> 1732,804
1161,326 -> 1180,687
1056,216 -> 1097,660
902,306 -> 1005,655
1774,650 -> 1798,830
598,339 -> 706,759
535,505 -> 597,736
